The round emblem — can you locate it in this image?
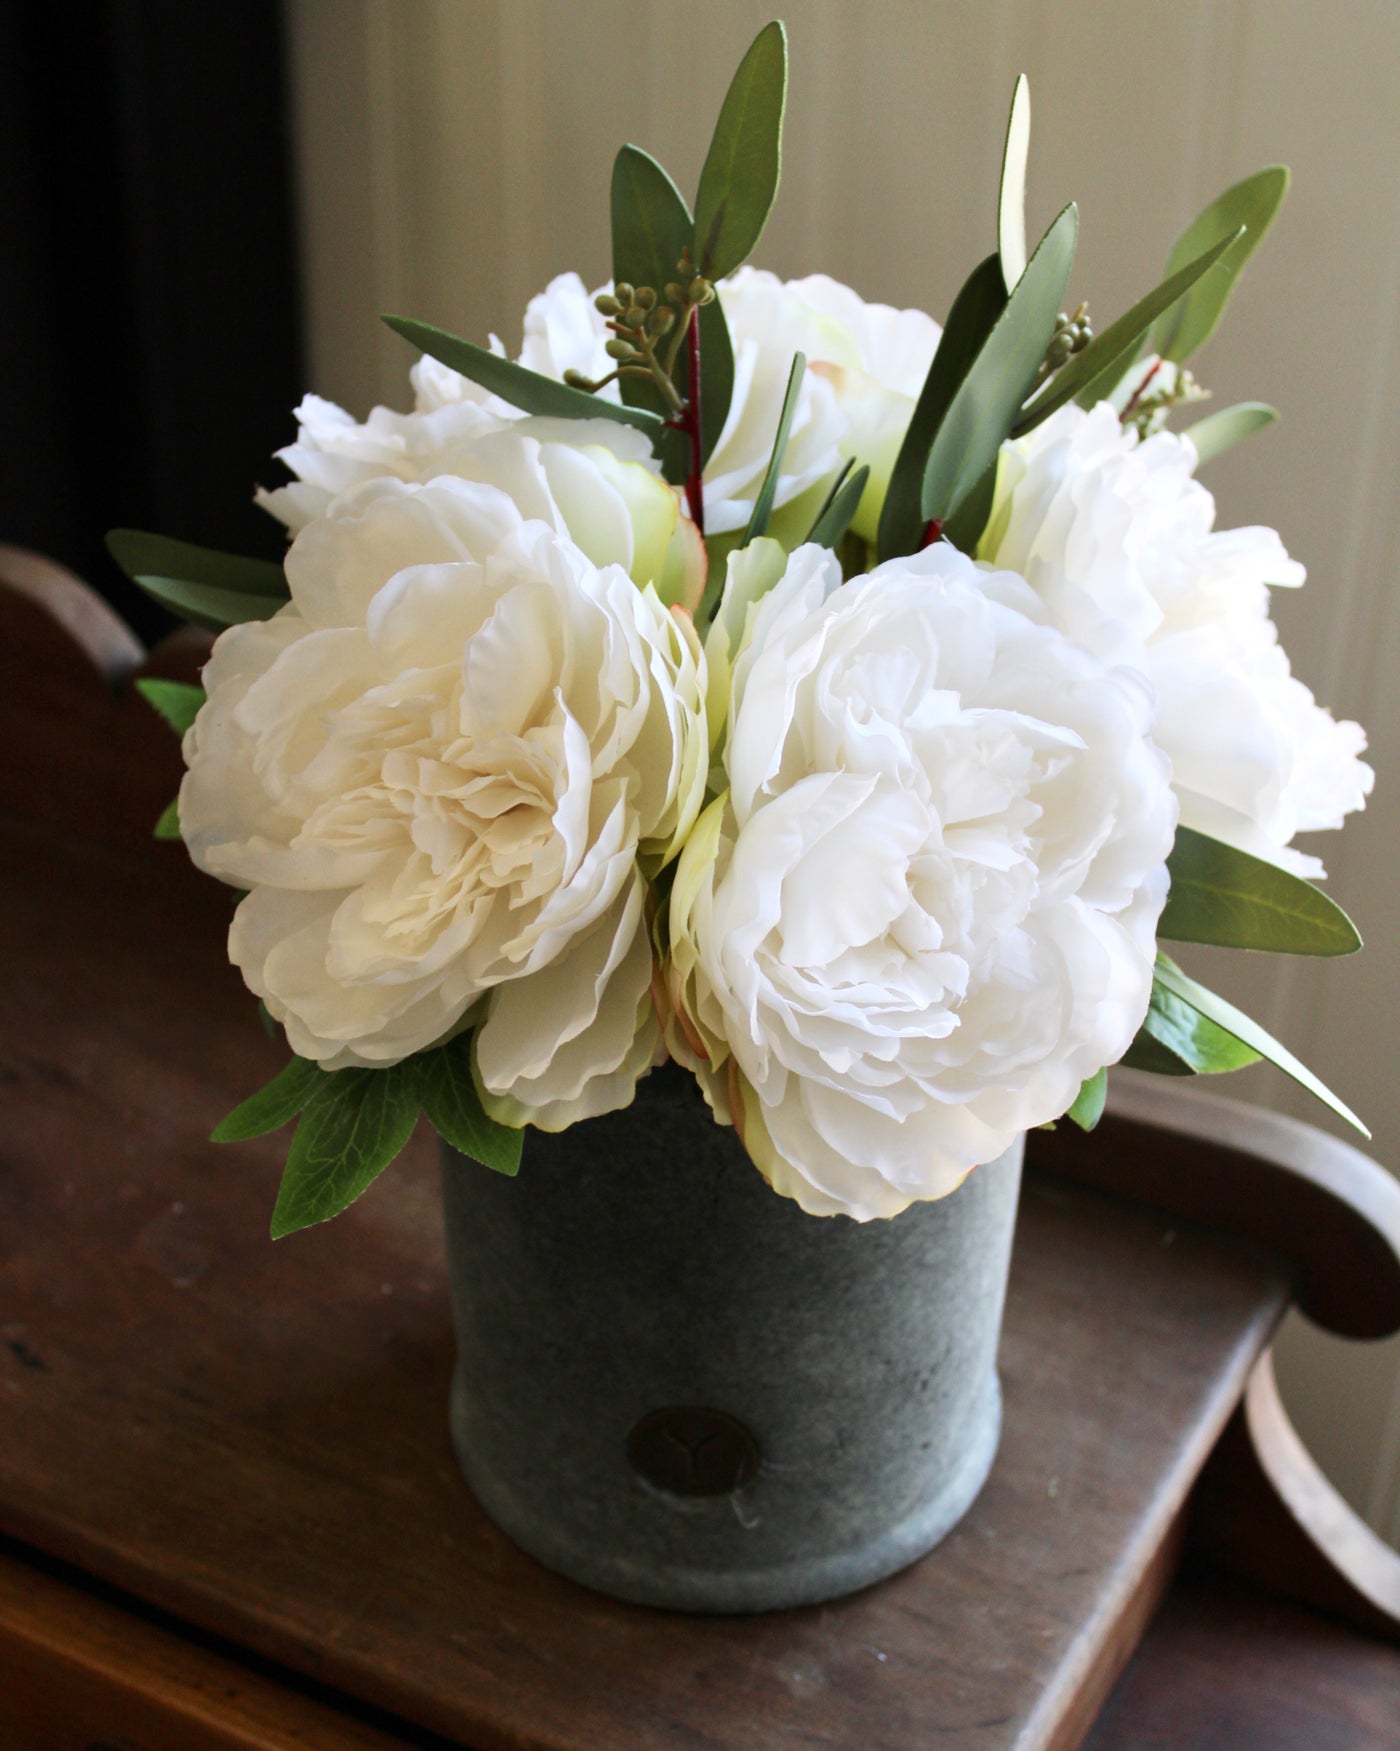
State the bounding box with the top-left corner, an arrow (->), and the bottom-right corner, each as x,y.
626,1406 -> 760,1498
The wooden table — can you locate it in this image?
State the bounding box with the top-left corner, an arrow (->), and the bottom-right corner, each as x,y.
2,554 -> 1399,1749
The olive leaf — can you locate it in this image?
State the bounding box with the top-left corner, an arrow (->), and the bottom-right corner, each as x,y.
1160,827 -> 1361,956
998,75 -> 1032,291
1182,401 -> 1278,465
878,255 -> 1007,562
804,460 -> 870,549
382,316 -> 664,437
107,529 -> 288,632
742,351 -> 805,543
693,20 -> 788,281
920,204 -> 1078,527
610,143 -> 734,469
1151,166 -> 1289,363
135,678 -> 205,737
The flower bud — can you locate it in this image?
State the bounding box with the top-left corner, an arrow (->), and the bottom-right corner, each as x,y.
594,292 -> 622,316
615,282 -> 634,306
635,286 -> 657,311
605,336 -> 638,361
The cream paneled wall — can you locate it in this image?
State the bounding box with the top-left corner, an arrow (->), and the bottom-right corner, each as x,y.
283,0 -> 1400,1544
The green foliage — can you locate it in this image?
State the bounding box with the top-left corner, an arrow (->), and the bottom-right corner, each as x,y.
919,204 -> 1078,527
1151,166 -> 1289,363
1160,827 -> 1361,956
1152,954 -> 1367,1135
106,530 -> 288,632
1014,227 -> 1244,430
1133,970 -> 1262,1076
1066,1067 -> 1107,1132
417,1032 -> 523,1176
693,20 -> 788,281
941,456 -> 999,555
382,316 -> 664,437
609,144 -> 734,469
742,351 -> 806,543
878,256 -> 1008,561
997,75 -> 1032,291
270,1063 -> 422,1239
1183,401 -> 1278,465
153,798 -> 181,841
805,460 -> 870,549
135,678 -> 205,737
215,1033 -> 524,1237
212,1055 -> 323,1142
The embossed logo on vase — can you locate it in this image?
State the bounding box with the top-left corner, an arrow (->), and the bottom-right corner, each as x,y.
626,1406 -> 760,1498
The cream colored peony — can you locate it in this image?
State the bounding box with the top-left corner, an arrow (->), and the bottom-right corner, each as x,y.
181,476 -> 708,1127
984,402 -> 1373,877
666,540 -> 1176,1220
255,364 -> 706,613
516,268 -> 939,541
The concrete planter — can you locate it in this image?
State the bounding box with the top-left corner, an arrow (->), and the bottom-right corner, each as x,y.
440,1062 -> 1022,1613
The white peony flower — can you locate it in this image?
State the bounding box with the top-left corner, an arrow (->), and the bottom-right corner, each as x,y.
984,402 -> 1373,876
666,540 -> 1176,1220
515,268 -> 939,541
181,476 -> 708,1127
255,371 -> 706,614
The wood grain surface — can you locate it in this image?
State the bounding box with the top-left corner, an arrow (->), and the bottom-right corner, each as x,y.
0,1543 -> 422,1751
1083,1561 -> 1400,1751
0,815 -> 1289,1750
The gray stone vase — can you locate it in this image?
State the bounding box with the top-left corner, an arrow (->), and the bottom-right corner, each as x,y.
440,1062 -> 1023,1613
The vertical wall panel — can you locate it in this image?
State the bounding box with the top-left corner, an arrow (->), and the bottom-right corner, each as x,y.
284,0 -> 1400,1543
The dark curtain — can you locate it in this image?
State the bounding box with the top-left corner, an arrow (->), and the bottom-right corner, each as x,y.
0,0 -> 304,642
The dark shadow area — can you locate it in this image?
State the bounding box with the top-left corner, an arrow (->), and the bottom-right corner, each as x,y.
0,1 -> 304,643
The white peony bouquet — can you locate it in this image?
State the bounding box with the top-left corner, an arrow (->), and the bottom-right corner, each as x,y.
111,23 -> 1372,1231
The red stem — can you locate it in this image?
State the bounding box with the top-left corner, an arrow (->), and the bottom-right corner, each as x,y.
1120,357 -> 1163,423
919,518 -> 944,550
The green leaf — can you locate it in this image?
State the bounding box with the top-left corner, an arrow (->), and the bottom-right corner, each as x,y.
742,351 -> 806,543
998,75 -> 1032,291
270,1063 -> 422,1238
805,460 -> 869,549
1140,972 -> 1262,1075
382,316 -> 665,438
1013,227 -> 1245,431
107,530 -> 287,598
1067,1067 -> 1107,1132
695,289 -> 737,468
418,1033 -> 523,1175
1152,166 -> 1289,363
107,529 -> 289,632
878,255 -> 1008,562
135,678 -> 205,737
1153,954 -> 1368,1136
153,797 -> 182,841
1183,401 -> 1278,465
609,144 -> 734,470
1161,827 -> 1361,956
1121,1027 -> 1196,1076
941,455 -> 999,555
212,1055 -> 323,1143
921,204 -> 1078,526
693,20 -> 788,280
